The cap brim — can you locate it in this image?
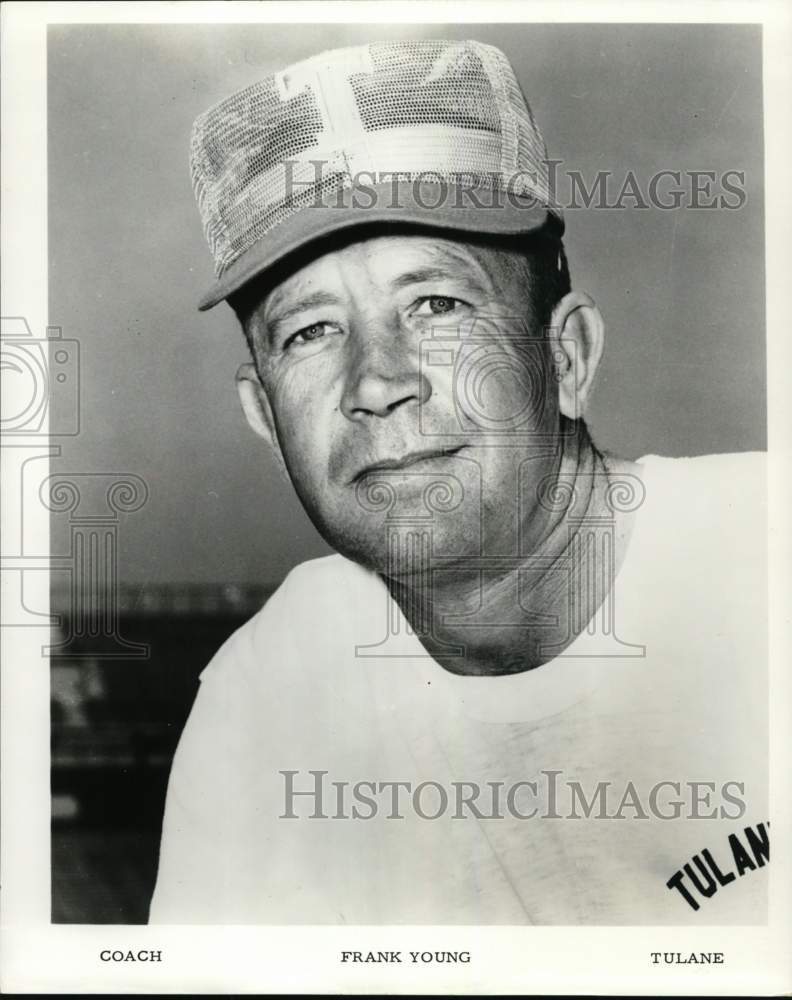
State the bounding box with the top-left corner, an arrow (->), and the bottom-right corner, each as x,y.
198,181 -> 563,311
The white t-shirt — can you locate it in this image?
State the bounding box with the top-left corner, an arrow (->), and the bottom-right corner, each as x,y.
149,452 -> 768,925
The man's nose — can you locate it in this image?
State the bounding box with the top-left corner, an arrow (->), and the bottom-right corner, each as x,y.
339,321 -> 431,421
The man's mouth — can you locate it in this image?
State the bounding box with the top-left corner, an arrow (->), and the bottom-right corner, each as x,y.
351,446 -> 466,483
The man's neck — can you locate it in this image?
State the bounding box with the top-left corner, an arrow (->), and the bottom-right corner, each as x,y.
383,424 -> 642,676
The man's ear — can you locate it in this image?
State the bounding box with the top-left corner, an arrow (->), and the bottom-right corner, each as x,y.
236,362 -> 282,456
547,291 -> 605,420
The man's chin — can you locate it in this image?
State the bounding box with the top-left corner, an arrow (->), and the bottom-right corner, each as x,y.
317,518 -> 481,581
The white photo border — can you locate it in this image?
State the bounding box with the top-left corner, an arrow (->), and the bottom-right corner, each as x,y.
1,0 -> 790,994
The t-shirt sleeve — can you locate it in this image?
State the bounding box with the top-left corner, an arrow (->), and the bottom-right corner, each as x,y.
147,579 -> 295,924
147,635 -> 252,922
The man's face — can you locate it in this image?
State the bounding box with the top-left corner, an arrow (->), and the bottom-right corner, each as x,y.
244,233 -> 563,576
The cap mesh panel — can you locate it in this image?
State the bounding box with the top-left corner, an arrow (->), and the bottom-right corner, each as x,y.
190,39 -> 561,283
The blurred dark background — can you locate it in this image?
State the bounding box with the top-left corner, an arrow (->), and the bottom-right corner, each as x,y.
50,582 -> 272,922
48,23 -> 765,923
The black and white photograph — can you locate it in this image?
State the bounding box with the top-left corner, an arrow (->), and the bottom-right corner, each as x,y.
1,1 -> 791,994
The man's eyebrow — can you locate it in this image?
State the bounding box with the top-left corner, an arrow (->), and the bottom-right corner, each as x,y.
390,266 -> 488,295
265,290 -> 341,333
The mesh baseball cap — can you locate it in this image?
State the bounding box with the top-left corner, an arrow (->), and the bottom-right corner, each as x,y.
191,39 -> 564,311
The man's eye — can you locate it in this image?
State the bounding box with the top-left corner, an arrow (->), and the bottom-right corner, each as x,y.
414,296 -> 464,316
284,322 -> 339,349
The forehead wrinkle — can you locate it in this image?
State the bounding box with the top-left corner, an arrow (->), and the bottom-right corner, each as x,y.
262,269 -> 320,328
390,237 -> 497,293
267,289 -> 342,333
393,238 -> 532,316
292,232 -> 492,288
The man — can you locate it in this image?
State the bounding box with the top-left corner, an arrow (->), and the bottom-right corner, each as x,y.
150,40 -> 767,924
